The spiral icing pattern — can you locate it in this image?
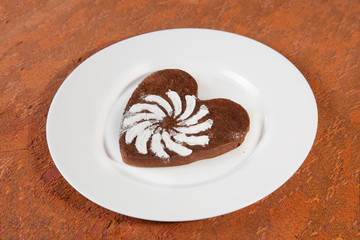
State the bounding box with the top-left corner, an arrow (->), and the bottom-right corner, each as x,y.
121,90 -> 213,159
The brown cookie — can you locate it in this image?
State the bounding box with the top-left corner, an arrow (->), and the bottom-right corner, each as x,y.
119,69 -> 250,167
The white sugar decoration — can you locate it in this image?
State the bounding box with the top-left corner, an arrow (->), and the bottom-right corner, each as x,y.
151,132 -> 169,159
135,128 -> 153,154
173,133 -> 209,146
125,121 -> 156,144
122,113 -> 160,128
166,90 -> 182,117
177,95 -> 196,121
129,103 -> 166,118
174,119 -> 213,134
178,105 -> 209,126
122,90 -> 214,159
145,95 -> 173,116
161,131 -> 192,156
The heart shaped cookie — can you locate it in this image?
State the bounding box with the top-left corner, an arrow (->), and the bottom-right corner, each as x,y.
119,69 -> 250,167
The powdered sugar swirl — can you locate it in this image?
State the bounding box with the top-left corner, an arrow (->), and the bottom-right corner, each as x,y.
121,90 -> 213,159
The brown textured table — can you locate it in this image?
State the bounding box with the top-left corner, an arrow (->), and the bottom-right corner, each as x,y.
1,0 -> 359,239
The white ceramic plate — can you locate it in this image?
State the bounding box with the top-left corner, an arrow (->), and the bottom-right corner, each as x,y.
46,29 -> 317,221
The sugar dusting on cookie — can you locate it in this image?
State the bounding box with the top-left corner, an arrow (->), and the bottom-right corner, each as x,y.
121,90 -> 213,159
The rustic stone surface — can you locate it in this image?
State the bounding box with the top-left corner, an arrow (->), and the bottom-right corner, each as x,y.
0,0 -> 359,239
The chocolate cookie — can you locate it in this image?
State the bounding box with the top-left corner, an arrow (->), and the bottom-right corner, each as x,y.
119,69 -> 250,167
